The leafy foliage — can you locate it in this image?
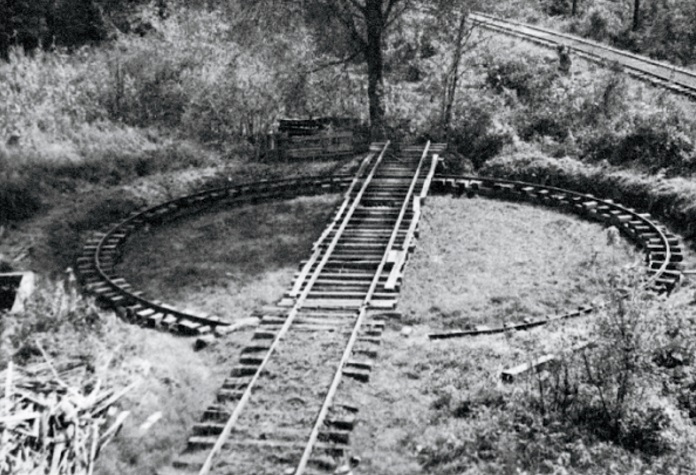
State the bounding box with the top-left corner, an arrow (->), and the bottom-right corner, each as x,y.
447,94 -> 512,170
416,272 -> 696,473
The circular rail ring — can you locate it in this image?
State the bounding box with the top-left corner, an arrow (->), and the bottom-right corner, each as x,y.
76,173 -> 684,338
428,175 -> 684,338
76,175 -> 354,336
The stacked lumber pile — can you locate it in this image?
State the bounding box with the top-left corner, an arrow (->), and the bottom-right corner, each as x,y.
0,357 -> 133,474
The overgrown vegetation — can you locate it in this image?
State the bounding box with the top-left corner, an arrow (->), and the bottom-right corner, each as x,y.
437,39 -> 696,175
0,3 -> 357,224
4,0 -> 696,225
485,0 -> 696,68
420,275 -> 696,473
0,277 -> 240,475
480,151 -> 696,243
347,209 -> 696,474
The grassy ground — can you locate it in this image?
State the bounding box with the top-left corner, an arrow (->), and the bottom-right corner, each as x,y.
93,318 -> 253,475
0,154 -> 355,279
342,194 -> 696,474
97,189 -> 342,474
400,195 -> 638,330
0,154 -> 355,474
117,193 -> 342,319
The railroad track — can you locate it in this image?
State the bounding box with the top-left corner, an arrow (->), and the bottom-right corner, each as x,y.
77,159 -> 684,343
75,142 -> 685,473
154,141 -> 444,475
470,11 -> 696,100
75,175 -> 355,336
428,175 -> 684,339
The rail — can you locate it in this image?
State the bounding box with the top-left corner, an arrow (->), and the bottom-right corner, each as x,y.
196,142 -> 393,475
293,142 -> 431,474
471,11 -> 696,98
428,174 -> 682,339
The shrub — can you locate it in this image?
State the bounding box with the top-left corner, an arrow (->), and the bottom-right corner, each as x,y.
579,127 -> 624,162
518,103 -> 573,142
0,179 -> 42,223
578,110 -> 695,172
614,115 -> 695,171
531,276 -> 672,453
541,0 -> 574,17
485,52 -> 558,103
636,0 -> 696,66
449,105 -> 512,170
577,5 -> 624,43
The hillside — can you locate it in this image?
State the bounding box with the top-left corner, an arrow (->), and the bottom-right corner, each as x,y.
2,1 -> 696,474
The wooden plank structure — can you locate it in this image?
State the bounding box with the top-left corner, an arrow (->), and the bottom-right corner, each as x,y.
273,117 -> 369,160
0,358 -> 133,474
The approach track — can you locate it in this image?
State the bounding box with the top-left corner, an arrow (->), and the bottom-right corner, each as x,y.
164,141 -> 444,474
471,11 -> 696,100
75,144 -> 685,474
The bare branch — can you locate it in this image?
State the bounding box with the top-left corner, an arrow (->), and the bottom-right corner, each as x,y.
385,2 -> 410,29
307,50 -> 362,74
346,0 -> 367,15
384,0 -> 406,20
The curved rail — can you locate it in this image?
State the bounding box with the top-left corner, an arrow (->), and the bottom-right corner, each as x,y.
77,175 -> 354,335
78,171 -> 684,339
471,11 -> 696,99
428,174 -> 683,339
76,157 -> 686,472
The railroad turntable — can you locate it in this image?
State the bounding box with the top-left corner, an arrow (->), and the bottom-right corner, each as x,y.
76,142 -> 686,475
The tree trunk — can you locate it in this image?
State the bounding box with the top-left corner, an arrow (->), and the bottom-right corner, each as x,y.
365,0 -> 385,138
571,0 -> 578,16
442,12 -> 467,136
632,0 -> 640,31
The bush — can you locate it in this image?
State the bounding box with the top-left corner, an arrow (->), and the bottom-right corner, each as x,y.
576,5 -> 625,43
449,105 -> 511,170
0,173 -> 42,223
542,0 -> 574,17
518,102 -> 573,142
635,0 -> 696,66
579,110 -> 695,173
485,52 -> 558,103
615,115 -> 695,171
528,276 -> 675,455
480,149 -> 696,247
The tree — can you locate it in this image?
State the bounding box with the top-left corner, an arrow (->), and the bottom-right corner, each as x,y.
633,0 -> 641,31
0,0 -> 108,60
416,0 -> 478,135
305,0 -> 410,136
240,1 -> 410,137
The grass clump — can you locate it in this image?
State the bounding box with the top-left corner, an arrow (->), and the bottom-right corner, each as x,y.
479,149 -> 696,243
417,277 -> 696,474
